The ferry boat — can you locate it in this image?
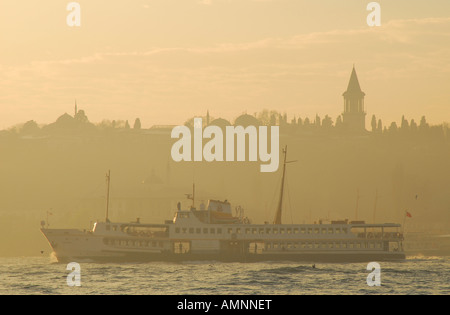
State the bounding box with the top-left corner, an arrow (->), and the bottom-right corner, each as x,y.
41,149 -> 405,263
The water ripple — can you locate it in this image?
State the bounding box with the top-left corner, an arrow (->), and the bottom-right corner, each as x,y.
0,256 -> 448,295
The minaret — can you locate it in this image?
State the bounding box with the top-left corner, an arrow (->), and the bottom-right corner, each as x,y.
342,66 -> 366,131
74,99 -> 78,117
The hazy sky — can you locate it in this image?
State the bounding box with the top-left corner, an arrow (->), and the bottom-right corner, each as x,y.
0,0 -> 449,129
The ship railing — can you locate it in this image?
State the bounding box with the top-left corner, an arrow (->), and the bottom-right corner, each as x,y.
357,232 -> 404,240
126,230 -> 169,238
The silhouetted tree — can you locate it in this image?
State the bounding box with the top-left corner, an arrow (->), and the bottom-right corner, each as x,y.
270,113 -> 277,126
21,120 -> 40,135
371,115 -> 377,133
303,117 -> 310,127
335,115 -> 343,129
97,119 -> 113,129
74,109 -> 89,123
322,115 -> 333,129
134,118 -> 141,130
291,116 -> 297,125
419,116 -> 429,131
257,109 -> 270,125
377,119 -> 383,133
401,115 -> 409,131
444,123 -> 450,141
410,119 -> 418,132
389,122 -> 398,133
125,120 -> 130,129
277,113 -> 288,126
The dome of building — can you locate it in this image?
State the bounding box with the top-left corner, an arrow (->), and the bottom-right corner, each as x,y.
52,113 -> 76,129
234,114 -> 261,127
209,118 -> 231,129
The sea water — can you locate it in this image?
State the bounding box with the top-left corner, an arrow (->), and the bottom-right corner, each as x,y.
0,256 -> 448,295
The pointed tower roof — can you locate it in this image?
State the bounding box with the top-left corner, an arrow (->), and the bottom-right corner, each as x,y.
343,66 -> 365,97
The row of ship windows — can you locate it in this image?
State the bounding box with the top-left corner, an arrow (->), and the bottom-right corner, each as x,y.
266,241 -> 384,250
174,227 -> 349,235
103,239 -> 164,248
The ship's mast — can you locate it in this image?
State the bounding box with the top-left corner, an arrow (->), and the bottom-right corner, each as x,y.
105,170 -> 111,223
192,183 -> 195,209
186,183 -> 196,209
273,146 -> 288,225
355,188 -> 360,221
373,189 -> 379,224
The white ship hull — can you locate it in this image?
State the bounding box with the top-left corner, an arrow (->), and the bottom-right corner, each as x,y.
41,212 -> 405,263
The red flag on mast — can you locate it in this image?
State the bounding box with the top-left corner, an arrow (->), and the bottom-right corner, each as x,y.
406,211 -> 412,218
